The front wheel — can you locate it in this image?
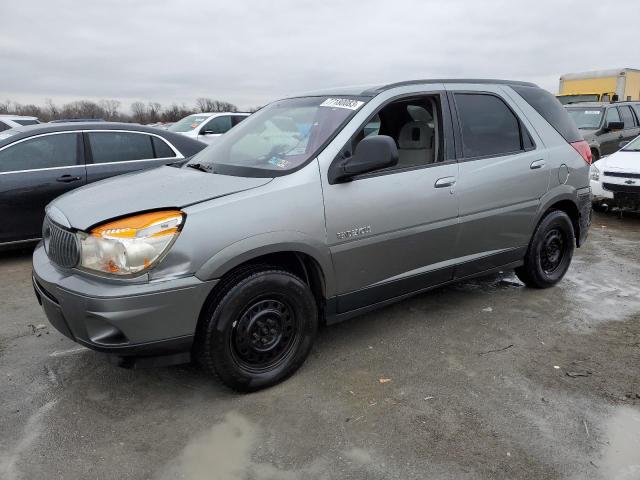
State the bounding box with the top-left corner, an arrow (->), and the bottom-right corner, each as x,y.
195,268 -> 318,392
515,210 -> 575,288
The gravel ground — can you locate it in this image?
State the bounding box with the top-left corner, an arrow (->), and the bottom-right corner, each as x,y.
1,211 -> 639,480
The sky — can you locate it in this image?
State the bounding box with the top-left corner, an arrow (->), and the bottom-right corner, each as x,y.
1,0 -> 639,112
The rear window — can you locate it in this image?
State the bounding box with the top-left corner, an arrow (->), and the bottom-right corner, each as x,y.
14,119 -> 40,126
511,85 -> 582,143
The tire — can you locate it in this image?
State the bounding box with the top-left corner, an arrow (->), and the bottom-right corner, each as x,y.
515,210 -> 575,289
195,267 -> 318,392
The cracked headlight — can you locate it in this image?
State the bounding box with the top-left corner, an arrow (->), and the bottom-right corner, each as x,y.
589,164 -> 600,181
77,210 -> 184,275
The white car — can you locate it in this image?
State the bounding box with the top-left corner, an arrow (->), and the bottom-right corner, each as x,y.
167,112 -> 249,144
590,135 -> 640,212
0,115 -> 40,131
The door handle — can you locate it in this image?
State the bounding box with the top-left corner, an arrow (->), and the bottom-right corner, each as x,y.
56,174 -> 81,183
434,177 -> 456,188
530,160 -> 545,170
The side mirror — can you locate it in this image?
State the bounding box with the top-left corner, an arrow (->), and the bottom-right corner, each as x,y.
604,121 -> 624,132
329,135 -> 398,183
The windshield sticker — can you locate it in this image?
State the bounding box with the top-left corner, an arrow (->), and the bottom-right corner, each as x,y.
585,111 -> 601,115
268,158 -> 291,169
320,98 -> 364,110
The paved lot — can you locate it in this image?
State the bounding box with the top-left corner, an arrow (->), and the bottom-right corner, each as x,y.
1,212 -> 639,480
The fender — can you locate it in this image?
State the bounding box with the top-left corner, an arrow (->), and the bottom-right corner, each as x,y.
194,230 -> 336,297
533,184 -> 590,246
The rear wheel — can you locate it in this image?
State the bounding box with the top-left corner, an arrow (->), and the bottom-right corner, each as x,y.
195,267 -> 318,392
515,210 -> 575,288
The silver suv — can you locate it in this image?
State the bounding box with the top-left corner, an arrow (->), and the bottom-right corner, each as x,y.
32,79 -> 592,391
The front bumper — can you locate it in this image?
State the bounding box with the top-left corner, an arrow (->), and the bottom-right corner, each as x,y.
32,243 -> 218,364
591,179 -> 640,210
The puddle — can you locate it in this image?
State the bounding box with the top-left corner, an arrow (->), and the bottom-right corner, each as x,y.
600,407 -> 640,479
157,412 -> 378,480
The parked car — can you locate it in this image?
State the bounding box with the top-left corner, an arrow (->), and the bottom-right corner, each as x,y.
33,80 -> 591,391
590,134 -> 640,212
0,115 -> 40,131
49,118 -> 105,123
565,102 -> 640,160
0,122 -> 206,247
168,112 -> 249,143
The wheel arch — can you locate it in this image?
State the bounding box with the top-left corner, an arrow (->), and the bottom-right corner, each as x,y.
535,189 -> 582,247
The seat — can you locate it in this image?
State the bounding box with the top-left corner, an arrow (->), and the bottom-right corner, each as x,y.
396,121 -> 434,168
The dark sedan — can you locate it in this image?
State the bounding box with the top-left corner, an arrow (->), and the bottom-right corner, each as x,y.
0,122 -> 206,247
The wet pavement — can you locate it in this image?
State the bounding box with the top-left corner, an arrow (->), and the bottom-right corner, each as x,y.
1,211 -> 639,480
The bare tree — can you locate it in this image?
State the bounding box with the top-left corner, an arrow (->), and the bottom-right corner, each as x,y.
196,97 -> 238,113
99,99 -> 121,120
130,101 -> 147,124
146,102 -> 162,123
44,98 -> 59,121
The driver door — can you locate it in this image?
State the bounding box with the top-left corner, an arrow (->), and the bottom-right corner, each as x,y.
321,91 -> 460,313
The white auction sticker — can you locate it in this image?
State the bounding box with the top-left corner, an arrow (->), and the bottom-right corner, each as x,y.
320,98 -> 364,110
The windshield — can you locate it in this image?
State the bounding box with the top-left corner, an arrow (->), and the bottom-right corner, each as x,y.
566,108 -> 603,129
557,94 -> 600,105
185,96 -> 367,176
168,114 -> 211,133
622,135 -> 640,152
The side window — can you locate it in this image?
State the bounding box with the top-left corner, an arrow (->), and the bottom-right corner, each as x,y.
202,116 -> 232,134
231,115 -> 247,126
152,136 -> 176,158
0,121 -> 9,132
88,132 -> 154,163
455,93 -> 524,158
349,96 -> 443,171
605,107 -> 621,124
618,106 -> 635,128
0,133 -> 78,173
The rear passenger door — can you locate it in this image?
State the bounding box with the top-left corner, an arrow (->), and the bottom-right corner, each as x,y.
0,132 -> 86,243
448,86 -> 549,277
85,131 -> 178,183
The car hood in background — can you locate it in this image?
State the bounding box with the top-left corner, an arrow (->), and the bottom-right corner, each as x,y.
49,166 -> 272,230
598,151 -> 640,174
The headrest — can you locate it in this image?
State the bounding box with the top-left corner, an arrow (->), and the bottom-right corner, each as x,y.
398,121 -> 432,149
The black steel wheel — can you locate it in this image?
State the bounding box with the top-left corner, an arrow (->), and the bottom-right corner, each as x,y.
515,210 -> 575,288
195,267 -> 318,392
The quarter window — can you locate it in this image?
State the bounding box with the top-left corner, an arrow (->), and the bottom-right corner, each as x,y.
0,121 -> 10,132
88,132 -> 154,163
455,93 -> 524,158
0,133 -> 79,173
152,136 -> 176,158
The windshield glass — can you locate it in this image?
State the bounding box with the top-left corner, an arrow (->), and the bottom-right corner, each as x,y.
557,94 -> 600,105
14,119 -> 39,126
168,114 -> 211,133
622,135 -> 640,152
186,96 -> 367,176
566,108 -> 603,129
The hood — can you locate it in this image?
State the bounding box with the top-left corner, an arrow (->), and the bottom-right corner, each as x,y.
579,129 -> 597,142
49,166 -> 272,230
598,150 -> 640,174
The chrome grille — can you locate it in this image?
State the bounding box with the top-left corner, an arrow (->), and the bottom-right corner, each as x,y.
43,216 -> 80,268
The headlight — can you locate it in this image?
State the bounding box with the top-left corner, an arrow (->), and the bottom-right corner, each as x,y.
589,164 -> 600,181
77,210 -> 184,275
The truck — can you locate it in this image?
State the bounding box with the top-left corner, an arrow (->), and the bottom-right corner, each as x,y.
557,68 -> 640,104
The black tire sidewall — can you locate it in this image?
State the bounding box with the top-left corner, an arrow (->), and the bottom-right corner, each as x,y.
529,211 -> 575,287
205,270 -> 318,392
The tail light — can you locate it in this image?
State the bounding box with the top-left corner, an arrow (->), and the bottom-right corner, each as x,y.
570,140 -> 592,165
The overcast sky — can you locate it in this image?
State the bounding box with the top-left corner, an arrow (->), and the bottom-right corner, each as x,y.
1,0 -> 638,111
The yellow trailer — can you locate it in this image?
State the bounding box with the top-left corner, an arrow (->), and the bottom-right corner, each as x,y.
557,68 -> 640,104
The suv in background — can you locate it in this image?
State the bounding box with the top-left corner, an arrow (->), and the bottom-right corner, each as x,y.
168,112 -> 249,144
0,115 -> 40,131
565,102 -> 640,161
33,80 -> 591,392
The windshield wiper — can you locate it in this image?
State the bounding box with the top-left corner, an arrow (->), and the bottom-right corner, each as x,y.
185,163 -> 211,173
